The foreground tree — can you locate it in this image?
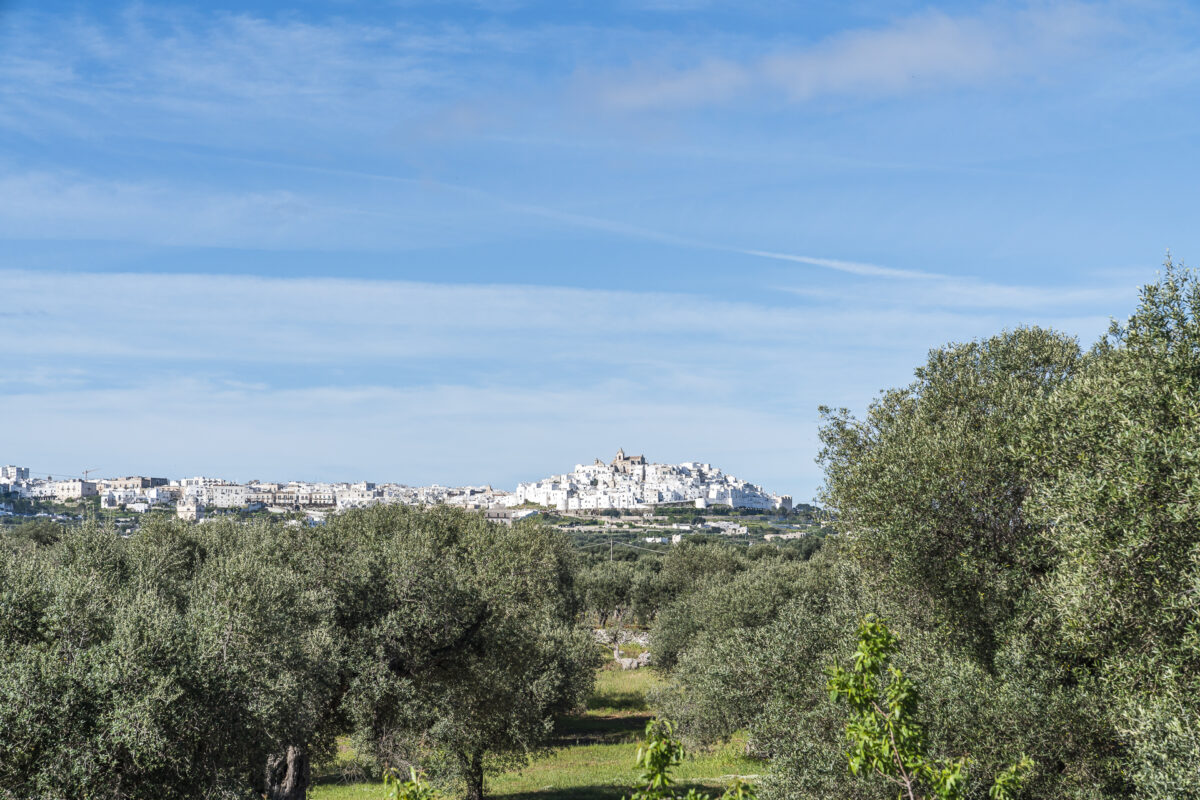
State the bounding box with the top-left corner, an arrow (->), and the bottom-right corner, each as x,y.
653,265 -> 1200,800
827,616 -> 1030,800
0,519 -> 339,800
333,505 -> 598,800
1026,263 -> 1200,799
817,326 -> 1081,665
624,719 -> 757,800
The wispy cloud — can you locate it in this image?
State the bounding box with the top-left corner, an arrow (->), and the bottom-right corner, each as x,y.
0,6 -> 544,146
595,3 -> 1125,110
0,163 -> 992,287
0,163 -> 1141,296
0,169 -> 546,250
739,249 -> 944,280
0,269 -> 971,366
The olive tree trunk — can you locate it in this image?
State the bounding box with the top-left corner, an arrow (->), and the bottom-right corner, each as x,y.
463,750 -> 485,800
265,745 -> 309,800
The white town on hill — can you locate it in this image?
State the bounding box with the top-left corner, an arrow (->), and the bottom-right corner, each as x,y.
0,450 -> 794,524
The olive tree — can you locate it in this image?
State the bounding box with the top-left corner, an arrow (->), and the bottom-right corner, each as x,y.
0,505 -> 597,800
0,519 -> 339,800
579,560 -> 635,628
817,326 -> 1081,665
1025,263 -> 1200,799
332,505 -> 598,800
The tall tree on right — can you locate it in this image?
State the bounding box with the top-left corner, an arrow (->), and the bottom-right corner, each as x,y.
1026,262 -> 1200,800
817,325 -> 1081,666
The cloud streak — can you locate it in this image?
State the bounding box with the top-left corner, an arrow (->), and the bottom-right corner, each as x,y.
596,3 -> 1124,110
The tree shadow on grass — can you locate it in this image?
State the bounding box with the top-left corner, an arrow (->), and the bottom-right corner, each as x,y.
494,780 -> 725,800
553,712 -> 651,745
585,690 -> 648,712
492,785 -> 627,800
310,770 -> 381,788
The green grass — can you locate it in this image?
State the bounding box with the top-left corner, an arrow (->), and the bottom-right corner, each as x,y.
584,665 -> 658,714
310,663 -> 760,800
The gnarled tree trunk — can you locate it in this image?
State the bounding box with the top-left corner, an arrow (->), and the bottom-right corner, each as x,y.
265,744 -> 309,800
463,749 -> 484,800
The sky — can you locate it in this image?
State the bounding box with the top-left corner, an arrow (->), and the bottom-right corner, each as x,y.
1,0 -> 1197,500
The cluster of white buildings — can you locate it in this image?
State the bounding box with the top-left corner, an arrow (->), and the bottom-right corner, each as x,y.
0,464 -> 516,520
512,449 -> 792,512
1,449 -> 792,521
1,469 -> 179,512
170,477 -> 514,513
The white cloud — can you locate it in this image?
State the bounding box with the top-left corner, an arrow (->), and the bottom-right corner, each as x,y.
0,7 -> 546,146
596,4 -> 1124,110
781,274 -> 1141,312
740,248 -> 945,280
0,268 -> 1121,367
0,168 -> 1066,289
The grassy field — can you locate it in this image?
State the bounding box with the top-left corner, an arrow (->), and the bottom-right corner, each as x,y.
310,664 -> 760,800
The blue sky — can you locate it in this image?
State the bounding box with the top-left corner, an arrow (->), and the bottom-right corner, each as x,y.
1,0 -> 1196,499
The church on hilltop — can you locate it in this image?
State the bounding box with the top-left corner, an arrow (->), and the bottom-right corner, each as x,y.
610,447 -> 646,475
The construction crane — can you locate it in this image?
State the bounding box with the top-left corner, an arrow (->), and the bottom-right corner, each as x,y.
82,468 -> 100,480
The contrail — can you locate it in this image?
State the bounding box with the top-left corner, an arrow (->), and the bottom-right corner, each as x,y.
735,249 -> 945,280
503,202 -> 947,281
181,150 -> 948,282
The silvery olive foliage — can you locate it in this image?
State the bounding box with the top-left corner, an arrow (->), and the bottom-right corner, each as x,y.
0,505 -> 596,800
657,264 -> 1200,800
1021,262 -> 1200,799
332,505 -> 598,800
0,519 -> 339,800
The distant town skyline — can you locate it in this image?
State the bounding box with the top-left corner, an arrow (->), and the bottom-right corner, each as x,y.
0,448 -> 795,516
3,1 -> 1195,499
0,446 -> 792,501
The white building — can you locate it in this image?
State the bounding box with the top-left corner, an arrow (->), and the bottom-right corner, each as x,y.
208,484 -> 250,508
26,481 -> 56,499
336,486 -> 383,510
1,466 -> 29,482
100,486 -> 173,511
179,476 -> 232,489
53,480 -> 98,501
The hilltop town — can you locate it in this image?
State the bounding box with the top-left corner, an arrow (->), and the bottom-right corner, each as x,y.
514,448 -> 792,512
0,450 -> 794,524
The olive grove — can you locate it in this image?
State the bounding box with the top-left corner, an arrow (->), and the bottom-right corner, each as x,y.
0,505 -> 596,800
